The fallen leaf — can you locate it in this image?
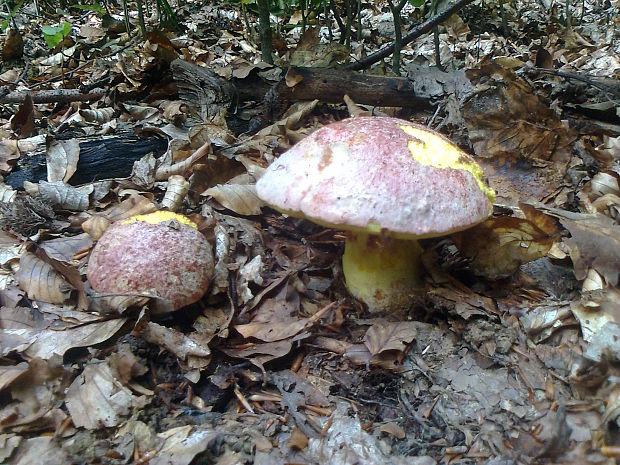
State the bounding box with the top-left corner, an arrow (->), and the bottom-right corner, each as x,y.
288,427 -> 309,450
561,214 -> 620,286
379,422 -> 406,439
363,321 -> 418,357
16,252 -> 72,305
452,204 -> 560,279
65,362 -> 150,429
10,94 -> 34,137
203,184 -> 263,215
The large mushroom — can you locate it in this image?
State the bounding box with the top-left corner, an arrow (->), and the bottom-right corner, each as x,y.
87,211 -> 214,310
256,116 -> 495,312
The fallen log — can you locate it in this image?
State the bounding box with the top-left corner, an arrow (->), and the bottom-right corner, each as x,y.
170,59 -> 431,122
6,132 -> 167,189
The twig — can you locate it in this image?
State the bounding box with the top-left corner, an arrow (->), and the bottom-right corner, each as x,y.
528,66 -> 620,100
345,0 -> 476,71
0,88 -> 105,104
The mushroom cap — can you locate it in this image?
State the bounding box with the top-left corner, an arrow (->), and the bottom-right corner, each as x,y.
87,211 -> 214,310
256,117 -> 494,238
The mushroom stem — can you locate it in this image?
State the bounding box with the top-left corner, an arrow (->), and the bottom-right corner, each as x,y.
342,232 -> 423,312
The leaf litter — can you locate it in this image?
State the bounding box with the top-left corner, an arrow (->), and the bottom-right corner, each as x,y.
0,0 -> 619,463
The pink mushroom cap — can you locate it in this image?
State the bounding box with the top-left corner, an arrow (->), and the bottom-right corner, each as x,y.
256,116 -> 495,238
87,212 -> 214,310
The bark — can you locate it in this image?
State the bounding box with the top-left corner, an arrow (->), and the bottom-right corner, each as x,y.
257,0 -> 273,64
171,58 -> 429,114
6,133 -> 167,189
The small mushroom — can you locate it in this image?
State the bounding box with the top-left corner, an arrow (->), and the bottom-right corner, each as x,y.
87,211 -> 214,310
256,116 -> 495,312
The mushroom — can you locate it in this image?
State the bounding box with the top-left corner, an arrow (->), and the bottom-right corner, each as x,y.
256,116 -> 495,312
87,211 -> 214,310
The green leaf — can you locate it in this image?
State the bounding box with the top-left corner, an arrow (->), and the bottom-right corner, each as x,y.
408,0 -> 425,7
72,3 -> 106,15
41,22 -> 72,48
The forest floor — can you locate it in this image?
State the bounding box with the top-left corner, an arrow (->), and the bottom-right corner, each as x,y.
0,0 -> 619,463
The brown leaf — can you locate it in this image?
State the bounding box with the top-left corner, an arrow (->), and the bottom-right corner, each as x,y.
561,214 -> 620,286
65,363 -> 149,429
34,241 -> 89,310
379,422 -> 406,439
219,337 -> 307,376
2,28 -> 24,61
203,184 -> 264,216
452,205 -> 559,279
463,64 -> 575,204
235,302 -> 335,342
46,139 -> 80,183
288,427 -> 309,450
16,252 -> 72,305
363,321 -> 418,357
11,94 -> 34,137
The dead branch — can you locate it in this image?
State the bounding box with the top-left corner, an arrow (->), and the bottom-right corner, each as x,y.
0,88 -> 105,105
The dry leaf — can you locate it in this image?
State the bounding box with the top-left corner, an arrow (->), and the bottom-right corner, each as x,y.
160,174 -> 189,211
46,139 -> 80,183
452,204 -> 559,279
24,318 -> 128,359
141,322 -> 211,370
561,214 -> 620,286
288,427 -> 309,450
379,422 -> 406,439
65,362 -> 150,429
10,94 -> 34,137
363,321 -> 418,357
220,338 -> 302,376
235,301 -> 334,342
38,181 -> 92,211
0,135 -> 46,173
16,252 -> 72,305
203,184 -> 264,216
39,233 -> 92,263
79,107 -> 114,124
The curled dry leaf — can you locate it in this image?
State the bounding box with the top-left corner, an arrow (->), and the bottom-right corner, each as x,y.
36,238 -> 90,310
46,139 -> 80,183
81,215 -> 111,240
79,107 -> 115,124
38,181 -> 92,211
141,322 -> 211,370
203,184 -> 264,216
155,139 -> 211,181
452,204 -> 560,279
16,252 -> 72,305
81,193 -> 157,240
343,94 -> 372,117
0,135 -> 46,173
160,174 -> 189,211
257,100 -> 320,137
